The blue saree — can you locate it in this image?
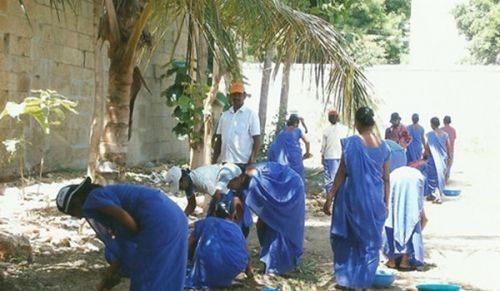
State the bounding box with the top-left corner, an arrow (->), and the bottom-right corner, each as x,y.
330,136 -> 390,289
407,125 -> 424,164
245,162 -> 305,274
426,131 -> 449,196
186,217 -> 248,289
383,167 -> 425,267
386,139 -> 407,172
268,127 -> 305,180
83,185 -> 188,291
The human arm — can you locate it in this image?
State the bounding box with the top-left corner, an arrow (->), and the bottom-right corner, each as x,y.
384,127 -> 390,140
299,117 -> 308,134
96,259 -> 121,291
249,135 -> 261,164
212,134 -> 222,164
420,209 -> 428,230
382,159 -> 390,209
301,133 -> 312,159
96,206 -> 139,235
184,195 -> 197,216
230,196 -> 244,223
323,155 -> 347,215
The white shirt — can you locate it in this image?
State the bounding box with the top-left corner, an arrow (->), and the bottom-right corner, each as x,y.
321,123 -> 350,159
190,164 -> 223,196
216,105 -> 260,164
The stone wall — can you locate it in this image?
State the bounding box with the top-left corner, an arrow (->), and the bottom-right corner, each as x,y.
0,0 -> 189,179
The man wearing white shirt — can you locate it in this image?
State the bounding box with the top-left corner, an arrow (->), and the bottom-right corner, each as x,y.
321,110 -> 350,197
212,82 -> 261,170
166,163 -> 242,216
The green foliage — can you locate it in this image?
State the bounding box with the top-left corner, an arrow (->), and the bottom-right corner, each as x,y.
161,60 -> 230,147
251,0 -> 411,65
0,90 -> 78,135
453,0 -> 500,64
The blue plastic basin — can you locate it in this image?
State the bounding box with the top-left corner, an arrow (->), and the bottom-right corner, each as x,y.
372,269 -> 395,287
443,189 -> 462,197
416,283 -> 461,291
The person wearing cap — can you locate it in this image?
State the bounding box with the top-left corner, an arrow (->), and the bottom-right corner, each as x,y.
226,161 -> 305,275
406,113 -> 426,164
185,201 -> 253,289
212,81 -> 261,170
385,112 -> 412,149
440,115 -> 456,183
56,177 -> 188,291
320,109 -> 350,197
165,164 -> 223,216
268,113 -> 312,181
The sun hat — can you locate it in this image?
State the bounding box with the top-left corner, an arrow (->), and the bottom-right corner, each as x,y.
166,166 -> 182,192
56,177 -> 92,214
215,163 -> 243,194
390,112 -> 401,122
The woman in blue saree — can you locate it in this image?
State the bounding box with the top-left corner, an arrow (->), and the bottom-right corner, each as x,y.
406,113 -> 425,164
323,107 -> 390,290
228,162 -> 305,275
383,166 -> 427,271
186,202 -> 250,289
268,114 -> 312,181
424,117 -> 451,204
56,177 -> 188,291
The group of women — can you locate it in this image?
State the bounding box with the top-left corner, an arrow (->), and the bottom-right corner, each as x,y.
55,105 -> 452,290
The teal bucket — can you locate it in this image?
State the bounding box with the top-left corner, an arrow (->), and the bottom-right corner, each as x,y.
416,283 -> 461,291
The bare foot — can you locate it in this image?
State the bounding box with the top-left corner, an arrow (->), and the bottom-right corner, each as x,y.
385,260 -> 397,269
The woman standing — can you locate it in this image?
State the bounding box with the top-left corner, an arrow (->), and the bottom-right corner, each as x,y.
268,114 -> 312,181
424,117 -> 451,204
323,107 -> 390,290
56,177 -> 188,291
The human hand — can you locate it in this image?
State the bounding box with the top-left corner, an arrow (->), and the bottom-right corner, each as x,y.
323,198 -> 332,216
303,152 -> 313,160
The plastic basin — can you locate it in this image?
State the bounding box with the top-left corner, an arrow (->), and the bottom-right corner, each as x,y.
372,269 -> 395,288
416,283 -> 461,291
443,189 -> 461,197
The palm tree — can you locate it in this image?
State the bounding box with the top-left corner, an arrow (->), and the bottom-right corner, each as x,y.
34,0 -> 371,182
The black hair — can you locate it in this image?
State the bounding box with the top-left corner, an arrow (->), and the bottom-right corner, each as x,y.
412,113 -> 419,121
328,114 -> 338,125
443,115 -> 451,124
215,201 -> 231,219
286,114 -> 300,126
430,117 -> 440,127
355,106 -> 375,127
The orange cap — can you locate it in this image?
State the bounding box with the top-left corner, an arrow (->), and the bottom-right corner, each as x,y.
230,82 -> 245,94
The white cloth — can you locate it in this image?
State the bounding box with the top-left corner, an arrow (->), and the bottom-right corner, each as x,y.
190,164 -> 223,196
320,123 -> 350,159
216,105 -> 260,164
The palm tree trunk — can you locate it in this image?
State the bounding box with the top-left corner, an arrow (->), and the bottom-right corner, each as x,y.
87,0 -> 104,183
258,46 -> 274,137
97,55 -> 134,182
95,1 -> 152,183
277,56 -> 292,134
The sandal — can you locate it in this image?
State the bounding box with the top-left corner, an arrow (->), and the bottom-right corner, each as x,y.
432,199 -> 443,204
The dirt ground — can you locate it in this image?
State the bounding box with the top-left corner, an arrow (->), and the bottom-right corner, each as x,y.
1,147 -> 499,291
